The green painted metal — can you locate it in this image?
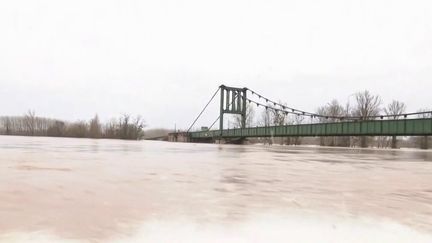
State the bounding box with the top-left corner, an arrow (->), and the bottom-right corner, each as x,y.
190,118 -> 432,139
219,85 -> 247,132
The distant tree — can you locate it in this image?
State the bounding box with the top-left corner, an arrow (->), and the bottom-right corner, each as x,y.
117,114 -> 146,140
66,121 -> 88,138
257,101 -> 287,127
2,117 -> 11,135
232,103 -> 255,128
259,106 -> 272,127
257,103 -> 273,145
316,99 -> 346,146
89,114 -> 102,138
0,112 -> 146,140
47,121 -> 66,137
269,101 -> 287,126
119,114 -> 131,139
385,100 -> 407,119
265,102 -> 289,145
245,104 -> 256,127
103,119 -> 118,139
24,110 -> 36,136
384,100 -> 407,148
353,90 -> 382,147
131,115 -> 146,140
326,100 -> 344,121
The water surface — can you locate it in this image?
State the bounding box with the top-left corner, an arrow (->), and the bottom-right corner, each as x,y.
0,136 -> 431,242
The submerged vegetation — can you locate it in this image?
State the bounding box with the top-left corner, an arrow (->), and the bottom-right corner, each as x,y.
0,111 -> 145,140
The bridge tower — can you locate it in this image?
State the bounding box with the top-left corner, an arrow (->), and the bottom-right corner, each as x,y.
219,85 -> 247,134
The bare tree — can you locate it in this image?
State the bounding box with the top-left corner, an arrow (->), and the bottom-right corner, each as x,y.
117,114 -> 146,140
24,110 -> 36,136
265,102 -> 288,145
353,90 -> 382,147
316,99 -> 345,146
119,114 -> 131,139
66,121 -> 88,138
2,117 -> 11,135
259,107 -> 272,127
269,101 -> 287,126
245,104 -> 256,127
131,115 -> 146,140
103,119 -> 119,139
326,100 -> 344,121
257,103 -> 275,144
232,103 -> 255,128
89,114 -> 102,138
0,112 -> 146,140
385,100 -> 407,119
384,100 -> 406,148
47,121 -> 66,137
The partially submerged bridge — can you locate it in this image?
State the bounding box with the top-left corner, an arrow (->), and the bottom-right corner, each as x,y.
169,85 -> 432,143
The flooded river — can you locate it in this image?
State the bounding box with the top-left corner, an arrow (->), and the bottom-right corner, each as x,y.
0,135 -> 431,242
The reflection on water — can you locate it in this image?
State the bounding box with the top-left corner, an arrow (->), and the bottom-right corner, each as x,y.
0,135 -> 431,242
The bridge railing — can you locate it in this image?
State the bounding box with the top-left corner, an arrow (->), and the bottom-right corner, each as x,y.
189,118 -> 432,138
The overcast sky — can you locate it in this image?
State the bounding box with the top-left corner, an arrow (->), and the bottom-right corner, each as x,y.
1,0 -> 431,129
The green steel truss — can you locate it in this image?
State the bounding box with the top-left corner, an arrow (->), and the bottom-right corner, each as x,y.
219,85 -> 247,130
190,118 -> 432,139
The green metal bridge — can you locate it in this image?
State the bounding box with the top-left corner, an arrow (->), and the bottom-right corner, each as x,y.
190,118 -> 432,139
171,85 -> 432,142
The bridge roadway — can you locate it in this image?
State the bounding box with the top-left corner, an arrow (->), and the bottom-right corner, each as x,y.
189,118 -> 432,140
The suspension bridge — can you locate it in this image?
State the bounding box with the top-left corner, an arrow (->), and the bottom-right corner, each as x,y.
169,85 -> 432,143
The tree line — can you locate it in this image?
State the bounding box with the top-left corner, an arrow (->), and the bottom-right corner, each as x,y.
231,90 -> 431,149
0,111 -> 145,140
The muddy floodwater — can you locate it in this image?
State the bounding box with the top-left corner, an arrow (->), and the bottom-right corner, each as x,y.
0,135 -> 432,242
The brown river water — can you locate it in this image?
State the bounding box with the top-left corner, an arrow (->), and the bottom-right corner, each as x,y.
0,135 -> 431,242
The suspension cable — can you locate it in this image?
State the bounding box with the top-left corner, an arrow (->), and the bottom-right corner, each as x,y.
244,97 -> 350,120
208,116 -> 220,131
186,87 -> 220,133
190,86 -> 432,133
246,88 -> 432,120
247,88 -> 322,117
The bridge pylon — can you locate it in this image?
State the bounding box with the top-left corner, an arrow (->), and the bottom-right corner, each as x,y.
219,85 -> 247,135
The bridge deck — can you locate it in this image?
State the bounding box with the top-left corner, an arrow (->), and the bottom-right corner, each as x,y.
189,118 -> 432,138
